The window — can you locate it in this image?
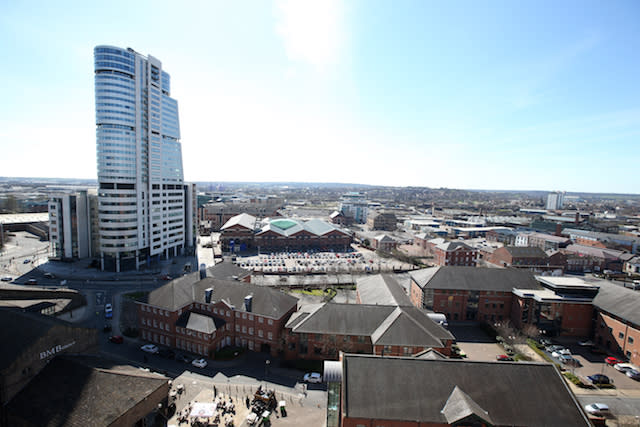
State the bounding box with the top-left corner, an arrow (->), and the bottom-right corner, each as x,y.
258,330 -> 263,337
629,337 -> 634,344
249,314 -> 254,321
258,317 -> 263,323
268,319 -> 273,325
242,313 -> 247,319
242,326 -> 247,333
249,328 -> 254,335
235,325 -> 240,332
619,332 -> 625,339
268,332 -> 273,340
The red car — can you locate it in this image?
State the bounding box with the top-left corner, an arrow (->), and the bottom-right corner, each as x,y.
496,354 -> 513,361
605,356 -> 623,365
109,335 -> 124,344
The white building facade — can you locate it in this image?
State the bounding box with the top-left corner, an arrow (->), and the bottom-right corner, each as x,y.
546,191 -> 565,210
94,46 -> 191,271
48,190 -> 97,260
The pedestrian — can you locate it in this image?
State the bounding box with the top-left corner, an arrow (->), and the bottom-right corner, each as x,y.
245,396 -> 250,408
214,385 -> 217,397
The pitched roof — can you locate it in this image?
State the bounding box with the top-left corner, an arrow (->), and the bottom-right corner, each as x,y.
356,274 -> 412,306
206,261 -> 252,281
147,277 -> 298,319
593,280 -> 640,327
5,356 -> 168,427
220,213 -> 257,230
410,267 -> 541,292
503,246 -> 548,258
286,303 -> 453,347
176,311 -> 225,334
564,244 -> 624,260
441,385 -> 493,425
255,217 -> 349,237
342,355 -> 590,426
435,241 -> 475,252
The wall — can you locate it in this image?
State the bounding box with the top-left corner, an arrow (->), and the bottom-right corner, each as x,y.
594,311 -> 640,365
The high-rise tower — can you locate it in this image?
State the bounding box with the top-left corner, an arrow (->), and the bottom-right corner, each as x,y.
94,46 -> 187,271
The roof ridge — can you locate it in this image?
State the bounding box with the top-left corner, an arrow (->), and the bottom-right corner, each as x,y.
398,306 -> 444,343
370,307 -> 403,343
292,302 -> 326,332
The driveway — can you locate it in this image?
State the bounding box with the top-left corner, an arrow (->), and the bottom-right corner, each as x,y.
449,324 -> 505,361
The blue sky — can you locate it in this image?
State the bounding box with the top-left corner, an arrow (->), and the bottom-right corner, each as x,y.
1,0 -> 639,193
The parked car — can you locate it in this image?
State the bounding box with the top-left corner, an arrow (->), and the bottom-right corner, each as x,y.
303,372 -> 322,383
104,303 -> 113,319
587,374 -> 612,385
552,349 -> 571,357
192,358 -> 208,368
584,403 -> 609,415
559,355 -> 581,366
109,335 -> 123,344
605,356 -> 623,365
614,363 -> 636,373
540,338 -> 553,346
546,345 -> 563,353
23,259 -> 31,264
1,277 -> 13,282
158,348 -> 176,359
578,339 -> 594,347
140,344 -> 159,354
43,272 -> 55,279
26,278 -> 38,285
496,354 -> 514,361
176,354 -> 192,364
626,369 -> 640,380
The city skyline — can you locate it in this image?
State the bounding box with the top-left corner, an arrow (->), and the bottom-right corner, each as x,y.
1,1 -> 639,193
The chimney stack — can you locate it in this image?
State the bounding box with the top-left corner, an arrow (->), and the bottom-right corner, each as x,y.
205,287 -> 213,304
199,263 -> 207,280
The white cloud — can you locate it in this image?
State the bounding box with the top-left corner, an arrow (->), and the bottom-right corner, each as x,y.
274,0 -> 344,68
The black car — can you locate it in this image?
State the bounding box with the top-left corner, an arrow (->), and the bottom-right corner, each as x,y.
158,348 -> 176,359
588,374 -> 611,385
176,354 -> 192,363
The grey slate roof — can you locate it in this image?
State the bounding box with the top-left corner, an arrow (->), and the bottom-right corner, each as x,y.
0,309 -> 91,370
356,274 -> 412,306
342,355 -> 590,426
6,356 -> 168,427
564,244 -> 624,260
503,246 -> 548,258
435,241 -> 474,252
441,385 -> 493,425
286,303 -> 453,347
147,276 -> 298,319
206,261 -> 252,281
176,311 -> 225,334
593,280 -> 640,327
220,213 -> 257,230
410,267 -> 542,292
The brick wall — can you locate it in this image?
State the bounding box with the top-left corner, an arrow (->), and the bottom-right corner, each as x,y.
595,311 -> 640,365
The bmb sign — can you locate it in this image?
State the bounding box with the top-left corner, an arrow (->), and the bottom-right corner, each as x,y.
39,341 -> 76,360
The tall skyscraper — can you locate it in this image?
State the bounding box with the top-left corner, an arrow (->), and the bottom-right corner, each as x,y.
94,46 -> 189,271
546,191 -> 565,211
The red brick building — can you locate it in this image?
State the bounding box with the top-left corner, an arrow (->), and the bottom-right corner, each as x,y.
283,303 -> 454,360
433,241 -> 477,266
511,277 -> 598,336
592,280 -> 640,365
137,273 -> 298,358
409,267 -> 541,322
220,214 -> 352,253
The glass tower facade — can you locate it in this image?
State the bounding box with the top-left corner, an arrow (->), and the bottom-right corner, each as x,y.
94,45 -> 186,271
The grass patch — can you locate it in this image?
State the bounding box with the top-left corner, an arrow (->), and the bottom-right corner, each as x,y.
292,288 -> 337,299
514,353 -> 532,362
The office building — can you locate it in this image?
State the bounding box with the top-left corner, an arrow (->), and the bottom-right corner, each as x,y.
94,45 -> 192,271
48,189 -> 98,260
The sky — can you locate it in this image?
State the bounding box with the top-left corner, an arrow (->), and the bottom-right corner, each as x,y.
1,0 -> 639,193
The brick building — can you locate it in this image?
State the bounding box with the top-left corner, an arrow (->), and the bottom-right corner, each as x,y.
332,354 -> 590,427
592,281 -> 640,365
283,303 -> 454,360
199,201 -> 281,231
409,267 -> 541,322
562,244 -> 624,272
137,274 -> 298,358
511,277 -> 598,336
366,211 -> 398,231
433,241 -> 477,266
487,246 -> 564,272
0,309 -> 99,408
371,234 -> 397,252
355,274 -> 412,306
220,214 -> 352,253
